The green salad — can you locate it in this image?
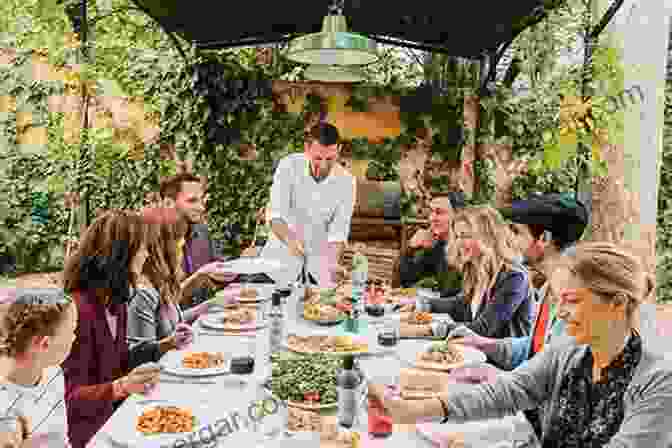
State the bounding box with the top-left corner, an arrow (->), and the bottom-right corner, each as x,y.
269,353 -> 340,404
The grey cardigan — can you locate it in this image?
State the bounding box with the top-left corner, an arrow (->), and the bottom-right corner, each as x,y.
440,340 -> 672,447
127,288 -> 199,361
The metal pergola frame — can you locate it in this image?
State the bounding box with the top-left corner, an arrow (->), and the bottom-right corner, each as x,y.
68,0 -> 626,224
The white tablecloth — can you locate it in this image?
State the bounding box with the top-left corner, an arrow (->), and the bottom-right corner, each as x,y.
89,285 -> 535,448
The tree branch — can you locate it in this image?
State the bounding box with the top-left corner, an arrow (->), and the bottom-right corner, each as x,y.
90,6 -> 144,25
589,0 -> 625,39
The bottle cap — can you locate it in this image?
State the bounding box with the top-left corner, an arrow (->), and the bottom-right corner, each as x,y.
343,354 -> 355,370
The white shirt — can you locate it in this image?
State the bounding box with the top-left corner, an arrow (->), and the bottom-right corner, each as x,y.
0,366 -> 70,447
262,153 -> 355,286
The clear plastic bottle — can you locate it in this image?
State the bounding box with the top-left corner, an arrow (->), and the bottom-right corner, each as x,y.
268,292 -> 284,357
348,248 -> 368,333
336,355 -> 362,428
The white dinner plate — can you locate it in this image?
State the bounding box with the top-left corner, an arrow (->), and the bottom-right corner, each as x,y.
160,351 -> 230,377
200,312 -> 267,331
398,340 -> 487,370
218,257 -> 287,275
107,399 -> 211,447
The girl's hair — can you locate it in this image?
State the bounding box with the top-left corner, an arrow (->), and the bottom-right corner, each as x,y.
452,206 -> 522,303
140,207 -> 187,304
566,242 -> 655,327
63,210 -> 155,305
0,290 -> 72,358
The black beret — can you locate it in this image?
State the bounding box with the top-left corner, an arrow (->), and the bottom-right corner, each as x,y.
500,193 -> 589,246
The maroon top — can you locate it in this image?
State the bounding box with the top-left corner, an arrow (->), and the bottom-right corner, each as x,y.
62,290 -> 159,448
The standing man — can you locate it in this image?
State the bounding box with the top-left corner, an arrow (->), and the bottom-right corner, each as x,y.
261,123 -> 355,287
399,192 -> 466,297
159,173 -> 237,307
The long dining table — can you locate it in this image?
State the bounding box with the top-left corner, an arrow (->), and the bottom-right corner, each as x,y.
89,282 -> 536,448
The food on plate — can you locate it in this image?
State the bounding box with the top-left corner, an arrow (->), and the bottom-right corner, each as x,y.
222,308 -> 255,324
136,406 -> 195,434
303,303 -> 345,322
269,353 -> 340,406
181,352 -> 225,369
406,311 -> 432,324
420,342 -> 464,364
240,288 -> 258,299
286,334 -> 368,354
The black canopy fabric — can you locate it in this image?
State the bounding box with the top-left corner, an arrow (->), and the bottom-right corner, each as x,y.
132,0 -> 549,58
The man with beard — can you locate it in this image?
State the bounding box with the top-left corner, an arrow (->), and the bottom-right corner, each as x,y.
159,173 -> 237,307
260,123 -> 354,287
398,192 -> 466,297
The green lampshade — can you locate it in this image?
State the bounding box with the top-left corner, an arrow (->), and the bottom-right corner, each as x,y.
303,64 -> 366,82
285,14 -> 379,66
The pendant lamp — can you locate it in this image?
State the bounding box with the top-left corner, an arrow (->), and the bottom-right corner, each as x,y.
285,4 -> 379,66
303,64 -> 366,82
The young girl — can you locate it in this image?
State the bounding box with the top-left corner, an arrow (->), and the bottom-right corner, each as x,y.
61,210 -> 164,448
0,288 -> 77,448
127,207 -> 236,353
402,206 -> 533,340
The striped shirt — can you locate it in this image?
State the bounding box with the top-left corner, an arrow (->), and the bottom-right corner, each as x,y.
0,366 -> 70,447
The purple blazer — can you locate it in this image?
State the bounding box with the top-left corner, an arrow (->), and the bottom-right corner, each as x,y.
62,290 -> 160,448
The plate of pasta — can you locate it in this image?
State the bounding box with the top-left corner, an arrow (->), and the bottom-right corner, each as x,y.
160,351 -> 230,377
108,400 -> 210,446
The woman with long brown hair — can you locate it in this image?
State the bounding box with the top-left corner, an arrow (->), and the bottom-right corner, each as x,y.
126,207 -> 236,355
61,210 -> 164,448
369,242 -> 670,448
402,206 -> 533,341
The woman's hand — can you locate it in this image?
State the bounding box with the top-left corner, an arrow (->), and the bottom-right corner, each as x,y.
115,363 -> 162,397
0,415 -> 28,448
173,323 -> 194,349
367,384 -> 421,424
447,326 -> 497,354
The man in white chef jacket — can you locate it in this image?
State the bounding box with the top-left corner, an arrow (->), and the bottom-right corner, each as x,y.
261,123 -> 355,287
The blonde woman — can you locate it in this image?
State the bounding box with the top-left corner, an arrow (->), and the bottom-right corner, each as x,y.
370,242 -> 669,448
402,206 -> 533,340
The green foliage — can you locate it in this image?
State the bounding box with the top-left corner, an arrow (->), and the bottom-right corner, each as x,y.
657,85 -> 672,302
510,154 -> 578,200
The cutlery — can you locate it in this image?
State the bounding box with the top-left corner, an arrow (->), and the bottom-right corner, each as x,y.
103,434 -> 132,448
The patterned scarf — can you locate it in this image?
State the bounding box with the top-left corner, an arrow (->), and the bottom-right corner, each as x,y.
543,331 -> 642,448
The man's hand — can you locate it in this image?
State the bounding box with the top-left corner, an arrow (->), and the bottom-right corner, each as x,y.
241,246 -> 260,257
287,238 -> 305,258
409,229 -> 433,249
197,262 -> 237,285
